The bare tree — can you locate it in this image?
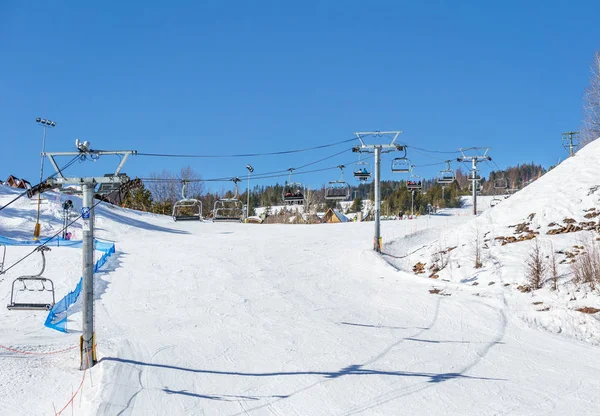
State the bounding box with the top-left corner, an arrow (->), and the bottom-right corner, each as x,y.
179,165 -> 205,198
549,241 -> 559,291
571,236 -> 600,290
582,51 -> 600,146
526,239 -> 545,290
147,169 -> 179,205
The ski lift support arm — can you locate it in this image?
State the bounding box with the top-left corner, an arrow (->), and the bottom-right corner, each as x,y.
44,144 -> 137,185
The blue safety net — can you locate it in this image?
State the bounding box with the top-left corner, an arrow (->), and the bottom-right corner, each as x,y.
0,235 -> 82,247
44,243 -> 116,333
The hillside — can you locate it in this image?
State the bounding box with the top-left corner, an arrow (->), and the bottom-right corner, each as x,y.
0,163 -> 600,415
384,140 -> 600,345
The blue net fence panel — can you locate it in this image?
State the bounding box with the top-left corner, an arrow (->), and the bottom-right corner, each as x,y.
44,242 -> 116,333
0,235 -> 83,247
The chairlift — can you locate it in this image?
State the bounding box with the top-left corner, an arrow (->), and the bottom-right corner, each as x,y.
213,178 -> 244,222
283,168 -> 306,205
391,157 -> 412,173
467,170 -> 481,181
437,160 -> 455,184
468,181 -> 481,193
172,181 -> 202,222
7,246 -> 55,311
494,178 -> 508,189
96,173 -> 129,195
325,165 -> 351,200
353,153 -> 371,181
406,178 -> 423,191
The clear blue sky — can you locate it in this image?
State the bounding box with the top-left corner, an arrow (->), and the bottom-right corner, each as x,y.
1,1 -> 599,193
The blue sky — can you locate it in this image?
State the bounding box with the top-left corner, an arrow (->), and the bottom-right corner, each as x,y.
1,1 -> 599,193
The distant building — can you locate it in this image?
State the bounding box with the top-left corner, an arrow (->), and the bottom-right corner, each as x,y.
322,208 -> 350,223
5,175 -> 31,189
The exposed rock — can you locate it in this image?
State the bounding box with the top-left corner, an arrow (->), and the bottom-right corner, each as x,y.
413,262 -> 426,274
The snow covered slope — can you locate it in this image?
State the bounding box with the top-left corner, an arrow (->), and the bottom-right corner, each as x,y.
1,160 -> 600,415
385,140 -> 600,346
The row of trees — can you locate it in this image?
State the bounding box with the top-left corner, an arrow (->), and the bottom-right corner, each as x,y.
119,162 -> 549,217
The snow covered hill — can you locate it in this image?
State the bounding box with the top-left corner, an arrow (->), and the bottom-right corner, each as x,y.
1,150 -> 600,415
384,140 -> 600,346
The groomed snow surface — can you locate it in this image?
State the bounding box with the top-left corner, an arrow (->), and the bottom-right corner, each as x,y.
1,143 -> 600,415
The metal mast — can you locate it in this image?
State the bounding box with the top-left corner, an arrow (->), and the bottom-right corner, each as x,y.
562,131 -> 579,157
44,139 -> 136,370
457,147 -> 491,216
354,131 -> 404,252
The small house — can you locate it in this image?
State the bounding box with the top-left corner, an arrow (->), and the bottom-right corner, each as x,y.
322,208 -> 350,224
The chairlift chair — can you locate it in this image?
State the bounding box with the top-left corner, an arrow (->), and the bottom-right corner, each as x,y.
325,165 -> 351,200
353,162 -> 371,182
391,157 -> 412,173
437,171 -> 455,184
494,178 -> 508,189
353,153 -> 371,181
7,246 -> 55,311
96,173 -> 129,195
437,160 -> 455,184
213,178 -> 244,222
467,170 -> 481,181
406,178 -> 423,191
283,168 -> 306,205
172,181 -> 202,222
468,181 -> 481,193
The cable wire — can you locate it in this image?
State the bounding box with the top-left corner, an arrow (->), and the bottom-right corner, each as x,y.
136,137 -> 358,159
0,155 -> 81,213
1,198 -> 104,276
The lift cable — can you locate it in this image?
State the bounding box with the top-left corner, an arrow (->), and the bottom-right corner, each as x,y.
136,137 -> 357,159
0,155 -> 82,213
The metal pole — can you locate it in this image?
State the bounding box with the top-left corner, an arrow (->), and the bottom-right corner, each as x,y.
247,171 -> 251,220
570,138 -> 574,157
34,126 -> 47,240
374,146 -> 381,252
472,159 -> 477,216
81,183 -> 96,370
411,191 -> 415,216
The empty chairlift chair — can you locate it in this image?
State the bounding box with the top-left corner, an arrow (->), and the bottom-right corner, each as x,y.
391,147 -> 412,173
391,157 -> 412,173
283,168 -> 306,205
7,246 -> 55,311
213,178 -> 244,222
468,181 -> 481,193
172,181 -> 202,222
490,177 -> 507,207
494,178 -> 508,190
437,161 -> 455,184
325,165 -> 351,200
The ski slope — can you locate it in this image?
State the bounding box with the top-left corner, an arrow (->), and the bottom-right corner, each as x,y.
1,155 -> 600,414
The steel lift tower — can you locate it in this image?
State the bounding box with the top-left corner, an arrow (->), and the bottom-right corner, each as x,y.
457,147 -> 491,216
354,131 -> 405,252
44,139 -> 136,370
